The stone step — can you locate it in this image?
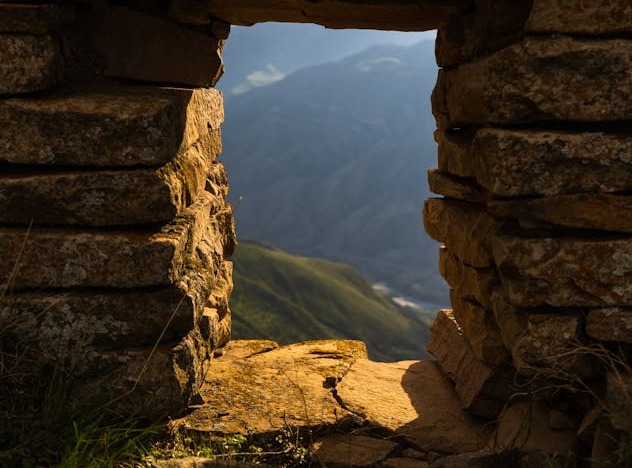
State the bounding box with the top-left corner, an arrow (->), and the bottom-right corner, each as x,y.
1,191 -> 235,290
433,37 -> 632,128
0,85 -> 223,166
0,160 -> 228,226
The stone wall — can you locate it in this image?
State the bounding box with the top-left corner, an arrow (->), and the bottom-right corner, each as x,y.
0,2 -> 234,418
425,0 -> 632,456
2,1 -> 632,457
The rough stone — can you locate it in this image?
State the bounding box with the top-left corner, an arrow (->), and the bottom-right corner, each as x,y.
450,292 -> 509,366
586,308 -> 632,342
336,358 -> 491,453
493,235 -> 632,307
0,34 -> 62,94
312,434 -> 398,467
488,194 -> 632,233
471,129 -> 632,197
492,400 -> 578,454
0,4 -> 75,33
174,340 -> 367,434
439,247 -> 497,310
154,458 -> 262,467
87,327 -> 210,419
0,86 -> 223,166
98,5 -> 223,87
423,198 -> 495,268
607,371 -> 632,433
428,170 -> 487,203
437,129 -> 475,179
510,313 -> 595,378
0,158 -> 227,226
433,37 -> 632,128
0,192 -> 234,289
206,0 -> 467,31
435,0 -> 532,67
526,0 -> 632,35
428,310 -> 513,420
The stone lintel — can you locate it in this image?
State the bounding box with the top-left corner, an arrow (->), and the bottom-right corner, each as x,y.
0,86 -> 224,166
206,0 -> 468,31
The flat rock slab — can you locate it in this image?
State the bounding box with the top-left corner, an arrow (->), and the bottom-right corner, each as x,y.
0,33 -> 61,94
0,86 -> 223,166
335,359 -> 491,454
178,340 -> 369,434
1,192 -> 234,289
586,308 -> 632,342
493,235 -> 632,307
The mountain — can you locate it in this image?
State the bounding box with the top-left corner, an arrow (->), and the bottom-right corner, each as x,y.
230,240 -> 433,362
221,39 -> 449,306
220,23 -> 435,95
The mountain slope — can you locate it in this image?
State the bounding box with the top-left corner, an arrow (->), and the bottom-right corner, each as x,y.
222,40 -> 448,306
230,241 -> 431,362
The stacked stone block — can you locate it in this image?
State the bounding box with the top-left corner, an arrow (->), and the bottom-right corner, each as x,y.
0,2 -> 233,418
426,0 -> 632,456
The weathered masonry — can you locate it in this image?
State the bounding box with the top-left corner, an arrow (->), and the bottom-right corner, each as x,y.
1,0 -> 632,457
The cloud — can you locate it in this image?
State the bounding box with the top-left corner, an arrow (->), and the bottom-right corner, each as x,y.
356,56 -> 401,73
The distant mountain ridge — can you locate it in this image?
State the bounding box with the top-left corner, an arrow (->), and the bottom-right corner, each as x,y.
230,240 -> 432,361
222,39 -> 449,306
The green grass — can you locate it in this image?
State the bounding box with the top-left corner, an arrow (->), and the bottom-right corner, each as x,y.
0,312 -> 160,468
230,240 -> 434,361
